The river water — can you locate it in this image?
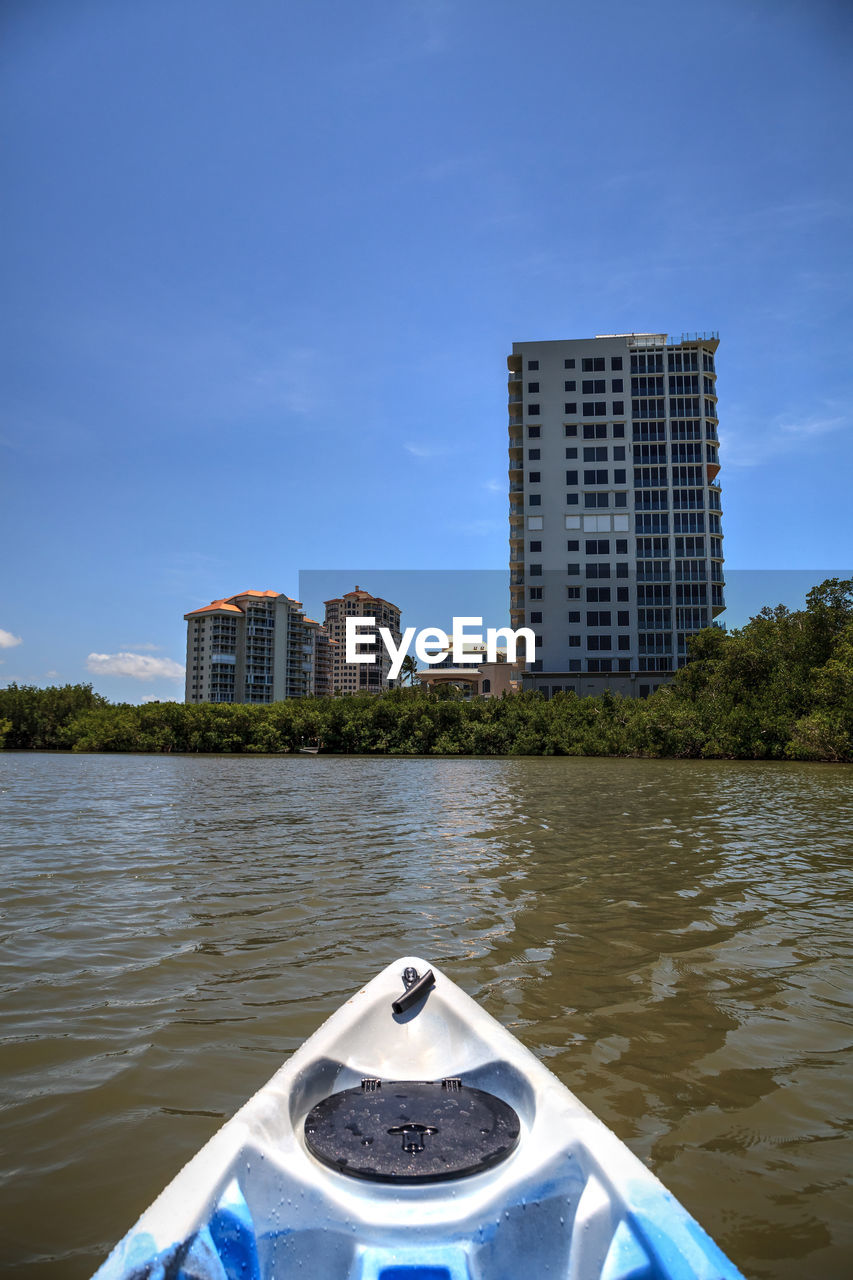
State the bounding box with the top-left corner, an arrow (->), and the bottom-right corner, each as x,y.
0,753 -> 851,1279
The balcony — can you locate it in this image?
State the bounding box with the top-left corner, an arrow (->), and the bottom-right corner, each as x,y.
509,482 -> 523,493
636,568 -> 671,582
507,356 -> 522,373
508,371 -> 522,385
508,393 -> 522,405
675,567 -> 708,583
509,501 -> 523,516
509,413 -> 522,427
510,572 -> 525,586
508,434 -> 522,449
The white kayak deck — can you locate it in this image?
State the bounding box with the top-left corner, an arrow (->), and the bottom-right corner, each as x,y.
94,956 -> 745,1280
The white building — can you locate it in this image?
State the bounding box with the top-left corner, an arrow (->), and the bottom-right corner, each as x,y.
184,590 -> 326,704
508,333 -> 724,697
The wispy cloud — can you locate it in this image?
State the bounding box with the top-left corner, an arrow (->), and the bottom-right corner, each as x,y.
86,652 -> 184,681
720,406 -> 850,468
778,415 -> 846,438
404,441 -> 449,459
0,628 -> 22,649
482,479 -> 504,493
121,642 -> 164,652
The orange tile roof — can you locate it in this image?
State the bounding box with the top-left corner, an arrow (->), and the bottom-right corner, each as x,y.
185,599 -> 243,617
232,589 -> 284,600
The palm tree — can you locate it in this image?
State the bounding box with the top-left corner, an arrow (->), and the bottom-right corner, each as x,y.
400,654 -> 419,686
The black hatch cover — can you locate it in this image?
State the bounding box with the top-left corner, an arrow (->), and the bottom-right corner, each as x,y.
304,1078 -> 520,1182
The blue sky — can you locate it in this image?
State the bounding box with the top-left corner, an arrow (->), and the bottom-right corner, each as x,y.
1,0 -> 851,702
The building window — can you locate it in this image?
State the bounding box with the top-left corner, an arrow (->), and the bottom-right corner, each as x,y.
617,586 -> 629,602
587,587 -> 611,602
566,469 -> 578,484
567,586 -> 581,599
527,425 -> 540,437
567,493 -> 578,504
565,424 -> 577,436
529,493 -> 541,505
529,611 -> 542,624
569,635 -> 581,647
584,446 -> 608,462
567,563 -> 580,575
616,563 -> 629,578
582,357 -> 606,372
568,610 -> 580,622
527,404 -> 540,416
611,356 -> 623,370
582,379 -> 606,395
613,424 -> 625,438
587,611 -> 611,626
612,379 -> 623,392
586,538 -> 610,554
528,515 -> 543,529
529,539 -> 542,552
529,471 -> 540,483
530,563 -> 542,576
587,635 -> 612,651
583,424 -> 607,439
582,401 -> 607,417
567,539 -> 579,551
529,587 -> 543,599
528,359 -> 539,370
528,381 -> 539,393
565,380 -> 576,391
613,401 -> 624,415
583,468 -> 608,484
528,447 -> 540,460
564,402 -> 577,414
586,563 -> 611,579
564,358 -> 576,368
565,446 -> 577,458
615,539 -> 628,554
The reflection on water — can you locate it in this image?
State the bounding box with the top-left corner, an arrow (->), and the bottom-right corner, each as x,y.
0,754 -> 851,1278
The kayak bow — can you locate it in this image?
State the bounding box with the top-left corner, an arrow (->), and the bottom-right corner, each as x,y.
94,956 -> 744,1280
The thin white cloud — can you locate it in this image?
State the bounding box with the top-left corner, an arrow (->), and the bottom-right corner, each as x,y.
86,652 -> 184,681
0,628 -> 22,649
483,479 -> 504,494
779,415 -> 846,438
45,670 -> 59,678
405,441 -> 447,459
720,408 -> 850,469
121,642 -> 164,652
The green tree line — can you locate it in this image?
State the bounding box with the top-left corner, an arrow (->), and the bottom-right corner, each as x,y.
1,579 -> 851,762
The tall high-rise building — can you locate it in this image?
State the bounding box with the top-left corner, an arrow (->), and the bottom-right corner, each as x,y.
184,590 -> 327,704
508,333 -> 724,697
323,587 -> 402,694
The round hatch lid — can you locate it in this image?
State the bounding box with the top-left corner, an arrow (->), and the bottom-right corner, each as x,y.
304,1078 -> 520,1183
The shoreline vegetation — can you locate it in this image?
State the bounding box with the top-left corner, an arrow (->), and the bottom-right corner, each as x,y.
2,579 -> 851,763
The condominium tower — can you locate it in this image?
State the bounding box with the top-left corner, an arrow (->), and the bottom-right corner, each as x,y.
508,333 -> 724,696
323,587 -> 402,694
184,590 -> 332,703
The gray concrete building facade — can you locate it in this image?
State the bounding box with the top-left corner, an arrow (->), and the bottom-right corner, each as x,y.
508,333 -> 724,696
184,590 -> 324,703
